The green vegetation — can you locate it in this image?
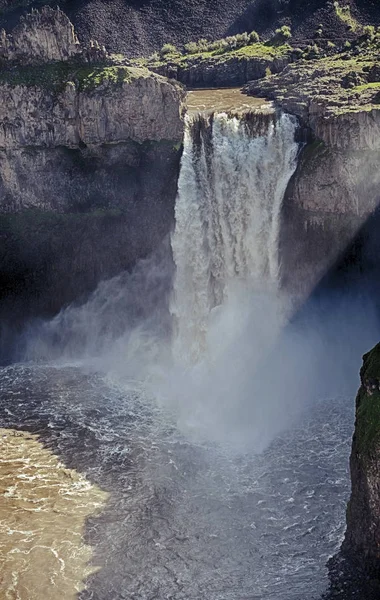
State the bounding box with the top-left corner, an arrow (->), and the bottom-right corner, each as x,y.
141,35 -> 291,72
160,43 -> 181,58
333,1 -> 360,32
361,344 -> 380,380
181,31 -> 261,56
356,388 -> 380,455
352,81 -> 380,93
355,344 -> 380,455
0,62 -> 148,91
273,25 -> 292,43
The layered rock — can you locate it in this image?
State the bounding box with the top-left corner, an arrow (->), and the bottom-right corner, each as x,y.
245,53 -> 380,302
0,8 -> 185,362
152,54 -> 290,88
0,68 -> 184,152
246,54 -> 380,150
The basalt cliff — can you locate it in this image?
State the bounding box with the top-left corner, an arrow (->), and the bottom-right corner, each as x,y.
324,344 -> 380,599
0,7 -> 185,361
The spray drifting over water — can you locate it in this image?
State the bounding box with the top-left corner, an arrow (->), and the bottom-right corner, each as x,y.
25,107 -> 331,448
171,111 -> 299,365
160,110 -> 302,446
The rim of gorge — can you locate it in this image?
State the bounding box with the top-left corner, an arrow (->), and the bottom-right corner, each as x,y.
1,1 -> 380,599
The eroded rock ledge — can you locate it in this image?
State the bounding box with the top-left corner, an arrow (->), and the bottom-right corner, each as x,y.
246,55 -> 380,150
0,6 -> 107,64
247,53 -> 380,304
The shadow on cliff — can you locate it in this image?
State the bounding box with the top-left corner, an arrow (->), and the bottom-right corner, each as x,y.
293,206 -> 380,599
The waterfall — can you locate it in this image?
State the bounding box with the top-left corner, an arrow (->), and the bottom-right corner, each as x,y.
171,111 -> 299,365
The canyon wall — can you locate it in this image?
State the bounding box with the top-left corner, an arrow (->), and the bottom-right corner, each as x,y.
0,8 -> 185,362
246,59 -> 380,304
324,345 -> 380,600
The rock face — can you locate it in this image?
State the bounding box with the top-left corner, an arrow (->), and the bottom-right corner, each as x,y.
247,56 -> 380,150
0,8 -> 185,362
0,6 -> 108,64
247,54 -> 380,303
0,70 -> 184,152
280,141 -> 380,302
322,344 -> 380,600
0,7 -> 80,63
344,343 -> 380,563
153,55 -> 290,88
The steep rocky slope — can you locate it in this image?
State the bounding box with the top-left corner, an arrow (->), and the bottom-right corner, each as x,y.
0,0 -> 380,57
324,344 -> 380,599
345,343 -> 380,563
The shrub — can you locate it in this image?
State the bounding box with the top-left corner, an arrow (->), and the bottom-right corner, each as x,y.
149,51 -> 160,62
160,43 -> 180,57
363,25 -> 375,41
275,25 -> 292,41
249,30 -> 260,43
184,41 -> 199,54
196,38 -> 210,51
265,66 -> 272,77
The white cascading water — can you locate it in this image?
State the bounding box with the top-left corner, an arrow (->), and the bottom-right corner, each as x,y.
171,111 -> 299,365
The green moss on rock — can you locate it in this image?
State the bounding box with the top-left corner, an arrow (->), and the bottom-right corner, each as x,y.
355,343 -> 380,455
361,343 -> 380,381
0,62 -> 148,91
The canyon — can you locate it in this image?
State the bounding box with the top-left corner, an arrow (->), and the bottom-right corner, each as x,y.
1,3 -> 380,599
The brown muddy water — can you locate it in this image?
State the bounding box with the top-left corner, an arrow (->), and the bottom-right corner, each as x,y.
0,428 -> 108,600
0,364 -> 353,600
187,88 -> 274,115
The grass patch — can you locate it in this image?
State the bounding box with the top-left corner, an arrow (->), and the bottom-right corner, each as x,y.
141,40 -> 292,71
234,43 -> 290,58
0,62 -> 148,91
352,82 -> 380,93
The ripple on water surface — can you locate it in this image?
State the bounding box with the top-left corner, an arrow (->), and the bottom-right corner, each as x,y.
0,365 -> 354,600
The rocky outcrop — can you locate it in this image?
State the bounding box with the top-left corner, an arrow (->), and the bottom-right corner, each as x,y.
246,55 -> 380,150
0,69 -> 184,153
323,344 -> 380,600
0,7 -> 107,64
0,7 -> 80,63
312,108 -> 380,152
153,54 -> 290,88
